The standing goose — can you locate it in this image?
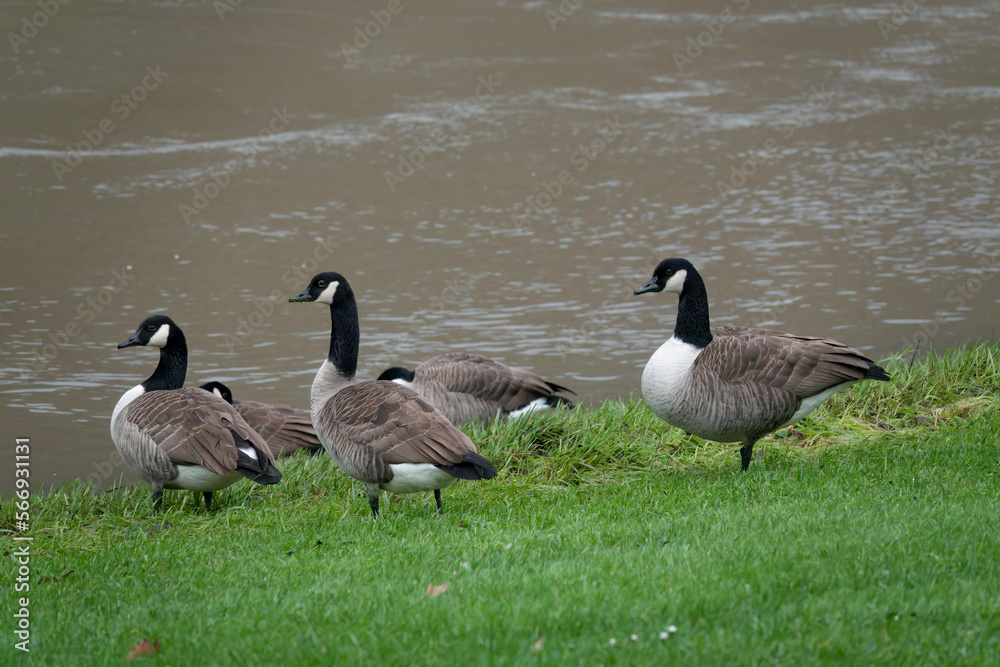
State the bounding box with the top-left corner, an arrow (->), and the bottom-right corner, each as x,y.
199,381 -> 323,457
377,353 -> 575,425
112,315 -> 281,510
289,272 -> 497,517
634,258 -> 890,471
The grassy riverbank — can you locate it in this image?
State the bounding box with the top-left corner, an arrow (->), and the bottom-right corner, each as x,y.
2,345 -> 999,664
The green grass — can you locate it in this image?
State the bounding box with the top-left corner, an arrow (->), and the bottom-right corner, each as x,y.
3,345 -> 999,665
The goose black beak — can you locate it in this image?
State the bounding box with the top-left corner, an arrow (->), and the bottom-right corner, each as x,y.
288,289 -> 315,303
117,331 -> 143,348
634,278 -> 662,295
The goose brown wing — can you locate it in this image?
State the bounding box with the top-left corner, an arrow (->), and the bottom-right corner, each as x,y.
702,326 -> 876,398
233,400 -> 322,457
420,353 -> 558,410
123,388 -> 276,475
317,381 -> 478,482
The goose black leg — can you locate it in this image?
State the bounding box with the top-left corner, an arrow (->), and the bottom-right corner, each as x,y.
203,492 -> 213,510
740,440 -> 756,472
434,489 -> 443,514
152,484 -> 164,513
369,496 -> 380,518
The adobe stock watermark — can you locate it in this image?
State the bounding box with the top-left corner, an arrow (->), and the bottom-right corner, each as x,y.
876,0 -> 930,41
213,0 -> 244,21
384,74 -> 502,192
510,115 -> 629,231
406,273 -> 484,333
546,0 -> 588,31
368,272 -> 484,373
13,438 -> 32,652
50,65 -> 170,183
672,0 -> 751,74
901,123 -> 958,180
846,123 -> 958,244
89,446 -> 127,490
222,236 -> 338,352
901,254 -> 999,352
845,181 -> 904,245
553,252 -> 663,364
743,289 -> 796,328
179,107 -> 296,225
716,84 -> 834,202
7,0 -> 71,54
339,0 -> 413,65
29,267 -> 135,373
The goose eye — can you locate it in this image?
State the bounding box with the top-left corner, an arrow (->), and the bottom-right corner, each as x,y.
147,325 -> 156,331
317,280 -> 327,288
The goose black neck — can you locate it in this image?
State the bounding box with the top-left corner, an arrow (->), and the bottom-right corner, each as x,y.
143,336 -> 188,391
674,271 -> 713,348
327,297 -> 360,379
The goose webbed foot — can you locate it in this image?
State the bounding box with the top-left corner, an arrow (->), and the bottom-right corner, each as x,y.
434,489 -> 443,514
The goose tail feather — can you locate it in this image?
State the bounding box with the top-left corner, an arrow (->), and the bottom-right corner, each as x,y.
545,395 -> 575,409
234,436 -> 282,485
864,362 -> 891,382
436,452 -> 498,481
545,381 -> 576,396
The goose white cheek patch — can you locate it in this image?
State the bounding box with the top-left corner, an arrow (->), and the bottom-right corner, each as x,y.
316,281 -> 339,304
147,324 -> 171,348
664,269 -> 687,294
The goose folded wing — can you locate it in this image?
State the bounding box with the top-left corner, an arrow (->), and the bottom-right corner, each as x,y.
423,353 -> 557,409
329,382 -> 477,467
235,401 -> 321,456
266,416 -> 323,456
703,327 -> 877,398
420,353 -> 503,395
231,400 -> 285,441
123,388 -> 275,475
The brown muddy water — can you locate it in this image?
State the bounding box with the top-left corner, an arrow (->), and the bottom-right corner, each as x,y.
1,1 -> 998,495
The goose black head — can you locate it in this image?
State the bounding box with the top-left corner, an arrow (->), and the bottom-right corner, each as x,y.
289,272 -> 352,306
199,381 -> 234,404
118,314 -> 179,349
634,258 -> 697,296
377,366 -> 416,383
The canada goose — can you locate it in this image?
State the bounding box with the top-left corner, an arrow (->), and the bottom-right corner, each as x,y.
199,381 -> 323,457
376,353 -> 575,425
289,272 -> 497,517
112,315 -> 281,510
634,258 -> 890,471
